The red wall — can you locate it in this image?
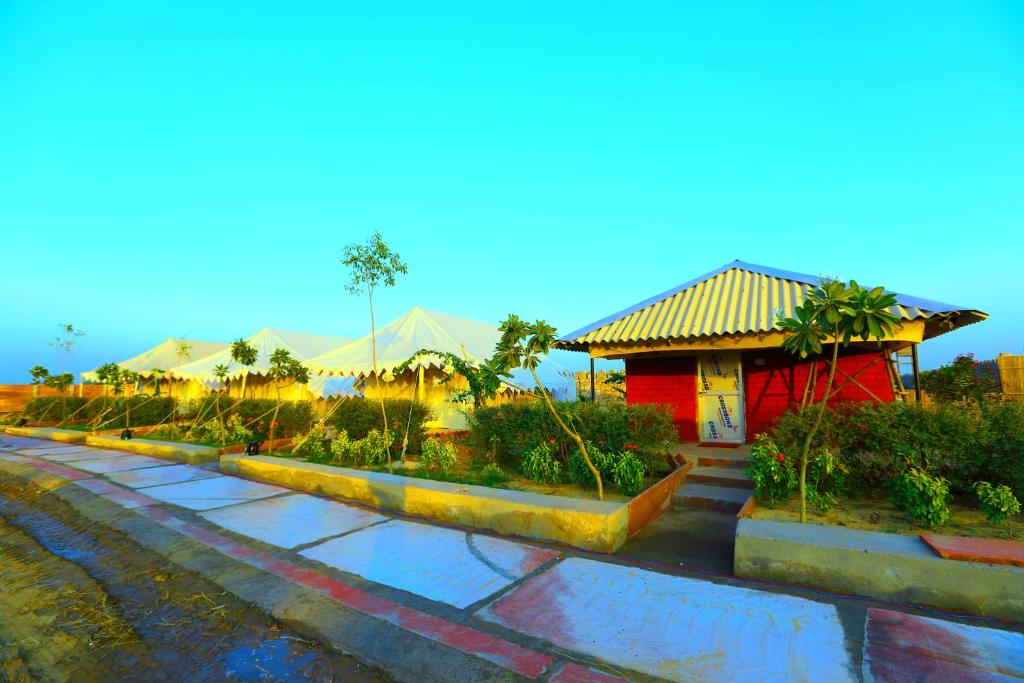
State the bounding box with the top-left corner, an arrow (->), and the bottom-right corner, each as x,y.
625,356 -> 698,441
624,348 -> 895,443
743,348 -> 895,439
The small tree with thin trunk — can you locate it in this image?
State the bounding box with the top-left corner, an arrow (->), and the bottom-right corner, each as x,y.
230,339 -> 259,399
29,365 -> 49,398
397,350 -> 511,409
496,315 -> 605,500
120,371 -> 140,428
212,363 -> 230,444
342,232 -> 408,473
265,349 -> 310,454
43,372 -> 75,422
776,280 -> 899,522
48,323 -> 84,406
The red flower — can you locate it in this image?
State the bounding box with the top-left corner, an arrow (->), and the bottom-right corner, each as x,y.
776,453 -> 785,463
271,421 -> 278,427
548,438 -> 556,445
245,417 -> 253,423
625,444 -> 637,450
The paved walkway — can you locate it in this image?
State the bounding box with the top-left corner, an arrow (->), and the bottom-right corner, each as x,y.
2,433 -> 1022,682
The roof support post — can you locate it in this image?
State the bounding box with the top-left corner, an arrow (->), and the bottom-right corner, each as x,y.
590,357 -> 596,402
911,343 -> 922,404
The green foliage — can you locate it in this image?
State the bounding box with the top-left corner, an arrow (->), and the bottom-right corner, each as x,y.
329,430 -> 353,463
567,442 -> 616,487
397,350 -> 511,408
805,450 -> 848,512
920,353 -> 999,404
353,429 -> 395,466
610,451 -> 647,496
746,434 -> 797,504
230,339 -> 258,368
521,443 -> 562,484
29,366 -> 50,383
890,467 -> 951,527
188,415 -> 253,446
477,463 -> 509,487
467,401 -> 675,473
23,396 -> 177,428
218,399 -> 314,437
43,372 -> 74,393
772,401 -> 1024,498
292,423 -> 333,463
323,398 -> 432,453
267,348 -> 310,386
342,232 -> 409,294
975,481 -> 1021,525
420,437 -> 457,473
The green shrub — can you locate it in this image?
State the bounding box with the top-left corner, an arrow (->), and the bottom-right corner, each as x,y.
420,437 -> 457,473
521,443 -> 561,484
975,481 -> 1021,525
219,399 -> 314,438
746,434 -> 797,504
567,442 -> 616,488
23,395 -> 180,429
329,430 -> 353,464
292,423 -> 333,463
324,398 -> 432,454
352,429 -> 395,466
477,463 -> 508,487
467,401 -> 675,472
805,450 -> 848,512
889,468 -> 951,527
611,451 -> 647,496
983,401 -> 1024,499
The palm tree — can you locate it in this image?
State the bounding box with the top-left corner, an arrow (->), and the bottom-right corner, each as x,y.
230,339 -> 259,400
497,315 -> 605,500
777,280 -> 899,522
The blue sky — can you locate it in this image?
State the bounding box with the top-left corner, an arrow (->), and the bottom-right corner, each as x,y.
1,1 -> 1021,382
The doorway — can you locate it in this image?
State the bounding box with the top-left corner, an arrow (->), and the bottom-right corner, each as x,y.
697,351 -> 745,443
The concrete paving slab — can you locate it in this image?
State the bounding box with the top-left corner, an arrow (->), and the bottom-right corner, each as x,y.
300,520 -> 560,608
70,454 -> 171,474
19,445 -> 92,456
478,557 -> 855,682
43,449 -> 130,463
864,607 -> 1024,681
200,494 -> 389,549
0,436 -> 52,450
141,476 -> 289,510
107,464 -> 221,489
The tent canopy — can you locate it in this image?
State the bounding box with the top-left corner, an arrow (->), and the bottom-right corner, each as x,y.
171,327 -> 350,384
308,307 -> 577,400
82,338 -> 227,382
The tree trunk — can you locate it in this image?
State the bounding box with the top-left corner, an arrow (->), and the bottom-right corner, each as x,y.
798,324 -> 841,523
368,287 -> 391,472
529,365 -> 604,500
269,384 -> 281,455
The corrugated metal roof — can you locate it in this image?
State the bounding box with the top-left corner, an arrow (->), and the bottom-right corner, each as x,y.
561,260 -> 986,347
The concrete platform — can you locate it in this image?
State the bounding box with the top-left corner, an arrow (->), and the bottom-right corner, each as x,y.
735,518 -> 1024,622
687,466 -> 755,489
140,475 -> 289,510
70,454 -> 173,474
5,426 -> 89,443
85,434 -> 219,464
478,557 -> 855,682
106,463 -> 221,489
864,607 -> 1024,681
200,493 -> 388,549
300,519 -> 560,608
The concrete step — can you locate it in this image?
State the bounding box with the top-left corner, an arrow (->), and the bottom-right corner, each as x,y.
673,484 -> 751,514
696,451 -> 751,469
687,466 -> 754,490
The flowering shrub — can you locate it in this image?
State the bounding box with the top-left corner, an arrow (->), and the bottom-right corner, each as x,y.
746,434 -> 797,504
420,437 -> 457,473
890,468 -> 950,527
611,451 -> 647,496
521,443 -> 561,484
975,481 -> 1021,525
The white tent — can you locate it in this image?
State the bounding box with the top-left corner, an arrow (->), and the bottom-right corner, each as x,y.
307,307 -> 577,427
171,327 -> 352,399
82,338 -> 228,382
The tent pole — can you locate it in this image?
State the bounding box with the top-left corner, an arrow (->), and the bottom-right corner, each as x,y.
590,357 -> 596,401
911,343 -> 922,404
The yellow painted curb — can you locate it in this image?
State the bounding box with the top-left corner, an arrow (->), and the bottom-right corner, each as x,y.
5,426 -> 89,443
85,434 -> 219,464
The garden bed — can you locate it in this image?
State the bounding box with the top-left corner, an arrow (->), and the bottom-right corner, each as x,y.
747,495 -> 1023,541
221,454 -> 691,552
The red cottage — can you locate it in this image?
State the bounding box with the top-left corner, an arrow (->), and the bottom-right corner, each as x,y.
558,261 -> 986,444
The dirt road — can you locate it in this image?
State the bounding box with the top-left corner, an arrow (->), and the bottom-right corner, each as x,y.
0,475 -> 391,682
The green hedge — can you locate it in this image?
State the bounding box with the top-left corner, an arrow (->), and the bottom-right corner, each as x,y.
466,400 -> 677,472
323,398 -> 433,454
185,397 -> 315,438
771,400 -> 1024,497
23,396 -> 178,428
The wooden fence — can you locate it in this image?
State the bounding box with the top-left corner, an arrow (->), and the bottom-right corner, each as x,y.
997,353 -> 1024,402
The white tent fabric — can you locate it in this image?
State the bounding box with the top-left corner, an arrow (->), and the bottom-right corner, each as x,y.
307,307 -> 577,400
81,338 -> 228,382
170,327 -> 351,397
